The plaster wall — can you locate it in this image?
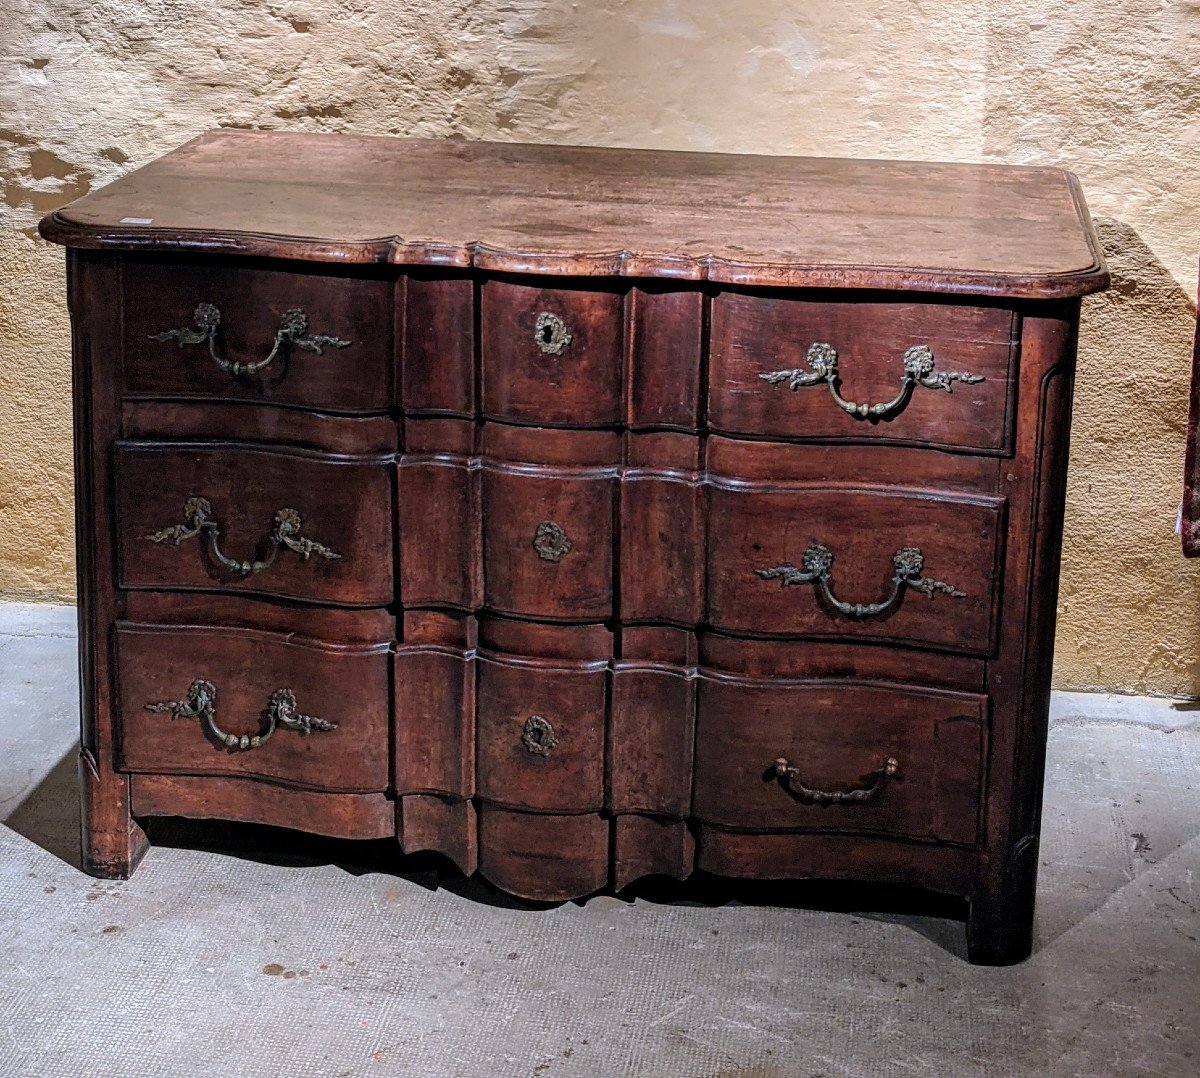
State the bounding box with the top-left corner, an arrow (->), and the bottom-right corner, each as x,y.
2,0 -> 1198,694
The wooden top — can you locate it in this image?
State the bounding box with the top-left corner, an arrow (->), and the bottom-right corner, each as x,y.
40,130 -> 1108,299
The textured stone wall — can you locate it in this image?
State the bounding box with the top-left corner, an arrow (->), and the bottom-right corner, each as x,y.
3,1 -> 1199,695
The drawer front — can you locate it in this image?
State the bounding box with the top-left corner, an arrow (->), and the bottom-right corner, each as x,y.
694,677 -> 984,845
116,623 -> 390,792
482,461 -> 615,620
478,805 -> 609,902
710,294 -> 1015,452
123,257 -> 392,411
116,442 -> 393,606
481,280 -> 623,425
476,651 -> 607,813
707,483 -> 1004,654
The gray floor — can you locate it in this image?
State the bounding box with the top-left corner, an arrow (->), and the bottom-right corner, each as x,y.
1,603 -> 1198,1078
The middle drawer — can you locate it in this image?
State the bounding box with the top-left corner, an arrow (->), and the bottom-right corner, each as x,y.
115,441 -> 394,606
706,481 -> 1005,655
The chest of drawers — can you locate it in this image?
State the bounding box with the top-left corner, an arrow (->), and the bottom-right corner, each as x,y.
41,131 -> 1108,964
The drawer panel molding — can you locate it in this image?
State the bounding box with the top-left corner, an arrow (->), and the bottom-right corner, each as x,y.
693,675 -> 985,845
122,256 -> 393,412
708,483 -> 1005,654
116,622 -> 390,793
116,441 -> 394,606
710,293 -> 1016,453
481,279 -> 623,426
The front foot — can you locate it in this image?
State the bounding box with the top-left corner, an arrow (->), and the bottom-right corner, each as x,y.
79,751 -> 150,879
83,818 -> 150,879
966,898 -> 1034,966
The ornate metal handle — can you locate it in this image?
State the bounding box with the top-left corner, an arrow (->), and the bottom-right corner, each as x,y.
521,715 -> 558,756
534,311 -> 572,356
143,496 -> 341,577
759,343 -> 983,420
772,756 -> 899,805
145,679 -> 336,751
148,303 -> 350,377
533,520 -> 572,562
755,544 -> 964,620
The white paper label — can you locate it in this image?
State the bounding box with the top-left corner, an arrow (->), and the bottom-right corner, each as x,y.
119,216 -> 154,225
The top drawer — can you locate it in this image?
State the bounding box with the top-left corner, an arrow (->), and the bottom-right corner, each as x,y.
122,257 -> 393,412
481,278 -> 624,426
709,293 -> 1016,453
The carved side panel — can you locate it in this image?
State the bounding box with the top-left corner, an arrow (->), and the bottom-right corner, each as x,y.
610,660 -> 695,817
621,432 -> 704,625
402,272 -> 475,415
973,304 -> 1081,965
394,612 -> 476,799
398,418 -> 481,610
613,816 -> 695,891
627,285 -> 704,429
398,795 -> 479,877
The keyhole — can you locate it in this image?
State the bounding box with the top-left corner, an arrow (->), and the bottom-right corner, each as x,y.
541,324 -> 553,344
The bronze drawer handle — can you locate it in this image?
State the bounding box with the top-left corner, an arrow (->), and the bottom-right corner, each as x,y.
772,756 -> 899,805
145,680 -> 336,751
755,544 -> 964,619
521,715 -> 558,756
534,311 -> 572,356
143,496 -> 341,577
148,302 -> 350,377
758,343 -> 983,420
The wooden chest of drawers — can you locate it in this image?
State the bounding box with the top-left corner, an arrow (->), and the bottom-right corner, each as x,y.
41,131 -> 1108,964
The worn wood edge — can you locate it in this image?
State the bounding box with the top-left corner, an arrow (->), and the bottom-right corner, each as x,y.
115,619 -> 393,655
123,763 -> 388,796
471,796 -> 606,817
1064,171 -> 1111,295
39,213 -> 1111,300
395,795 -> 478,875
129,773 -> 395,838
122,396 -> 398,429
694,826 -> 976,894
690,817 -> 980,850
116,436 -> 396,467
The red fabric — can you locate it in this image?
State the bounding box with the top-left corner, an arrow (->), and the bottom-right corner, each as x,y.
1183,261 -> 1200,556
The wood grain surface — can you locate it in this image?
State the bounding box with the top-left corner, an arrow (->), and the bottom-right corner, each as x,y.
40,130 -> 1108,298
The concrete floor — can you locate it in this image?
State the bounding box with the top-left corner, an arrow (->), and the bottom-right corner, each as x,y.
0,602 -> 1198,1078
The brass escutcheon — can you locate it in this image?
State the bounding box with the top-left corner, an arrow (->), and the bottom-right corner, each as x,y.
522,715 -> 558,756
534,311 -> 572,356
533,520 -> 572,563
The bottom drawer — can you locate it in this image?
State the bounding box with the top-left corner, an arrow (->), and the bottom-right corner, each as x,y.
694,677 -> 984,845
116,622 -> 390,793
477,805 -> 609,902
